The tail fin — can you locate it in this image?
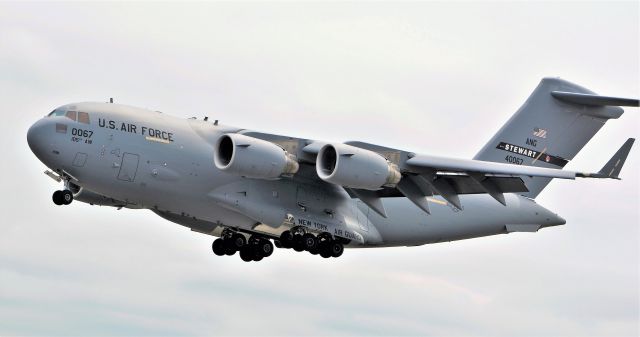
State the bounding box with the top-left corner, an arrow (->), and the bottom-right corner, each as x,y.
474,77 -> 638,198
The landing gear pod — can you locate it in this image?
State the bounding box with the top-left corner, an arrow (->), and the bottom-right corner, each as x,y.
214,133 -> 299,180
316,143 -> 401,190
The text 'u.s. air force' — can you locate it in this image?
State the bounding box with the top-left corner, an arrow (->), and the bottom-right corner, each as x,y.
98,118 -> 174,142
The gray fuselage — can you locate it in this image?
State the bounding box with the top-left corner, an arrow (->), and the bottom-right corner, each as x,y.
27,102 -> 565,248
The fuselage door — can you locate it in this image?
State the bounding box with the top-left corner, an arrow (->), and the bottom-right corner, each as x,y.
117,153 -> 140,182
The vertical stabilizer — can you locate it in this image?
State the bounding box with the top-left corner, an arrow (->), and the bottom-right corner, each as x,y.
474,78 -> 634,198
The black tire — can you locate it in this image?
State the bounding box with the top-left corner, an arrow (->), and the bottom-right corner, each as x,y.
240,247 -> 253,262
257,239 -> 274,257
293,235 -> 304,252
280,231 -> 293,248
52,190 -> 63,205
253,253 -> 263,262
320,249 -> 332,258
212,239 -> 226,256
224,243 -> 236,256
231,233 -> 246,249
61,190 -> 73,205
301,233 -> 317,251
274,240 -> 283,249
330,242 -> 344,258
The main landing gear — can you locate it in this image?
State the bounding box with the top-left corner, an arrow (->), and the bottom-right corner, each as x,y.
212,229 -> 274,262
211,227 -> 348,262
276,227 -> 346,259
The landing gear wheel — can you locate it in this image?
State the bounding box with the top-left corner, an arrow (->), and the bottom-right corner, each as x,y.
224,242 -> 237,256
320,249 -> 332,258
212,239 -> 225,256
302,233 -> 317,251
253,253 -> 263,262
61,190 -> 73,205
52,190 -> 64,206
280,231 -> 293,249
330,242 -> 344,258
231,233 -> 247,249
293,240 -> 304,252
240,247 -> 253,262
256,239 -> 274,257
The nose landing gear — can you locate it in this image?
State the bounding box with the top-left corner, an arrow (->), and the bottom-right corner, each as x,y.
52,189 -> 73,205
50,172 -> 74,206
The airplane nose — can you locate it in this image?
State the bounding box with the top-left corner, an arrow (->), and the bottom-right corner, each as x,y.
27,119 -> 50,161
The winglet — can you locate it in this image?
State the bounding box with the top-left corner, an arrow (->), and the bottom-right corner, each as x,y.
596,138 -> 635,179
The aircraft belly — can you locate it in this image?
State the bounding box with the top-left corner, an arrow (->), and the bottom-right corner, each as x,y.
207,179 -> 384,244
366,194 -> 564,247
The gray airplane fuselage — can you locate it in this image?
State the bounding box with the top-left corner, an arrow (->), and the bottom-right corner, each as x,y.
27,102 -> 565,248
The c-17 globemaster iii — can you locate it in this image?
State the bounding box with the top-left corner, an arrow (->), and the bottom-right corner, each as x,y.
27,78 -> 638,262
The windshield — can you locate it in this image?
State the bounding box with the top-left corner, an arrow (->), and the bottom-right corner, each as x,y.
47,108 -> 66,117
46,107 -> 90,124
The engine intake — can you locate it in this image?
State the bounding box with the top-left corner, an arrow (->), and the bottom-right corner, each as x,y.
316,143 -> 401,190
214,134 -> 299,180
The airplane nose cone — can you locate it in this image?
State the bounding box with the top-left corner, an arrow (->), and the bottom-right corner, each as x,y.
27,119 -> 50,161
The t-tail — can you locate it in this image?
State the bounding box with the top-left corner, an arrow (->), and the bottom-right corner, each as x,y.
474,77 -> 638,198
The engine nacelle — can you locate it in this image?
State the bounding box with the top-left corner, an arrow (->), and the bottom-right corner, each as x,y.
316,143 -> 401,190
214,133 -> 299,180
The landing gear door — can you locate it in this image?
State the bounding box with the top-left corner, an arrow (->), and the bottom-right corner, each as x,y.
117,153 -> 140,182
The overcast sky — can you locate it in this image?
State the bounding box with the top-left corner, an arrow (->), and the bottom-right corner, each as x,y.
1,2 -> 638,336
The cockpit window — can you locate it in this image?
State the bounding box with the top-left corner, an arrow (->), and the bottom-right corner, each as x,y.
78,111 -> 90,124
65,111 -> 77,121
47,107 -> 90,123
47,108 -> 67,117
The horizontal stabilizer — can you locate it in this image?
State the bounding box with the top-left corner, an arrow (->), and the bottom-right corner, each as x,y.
597,138 -> 635,179
551,91 -> 639,107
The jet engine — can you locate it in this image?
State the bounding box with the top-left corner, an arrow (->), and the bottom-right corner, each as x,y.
316,143 -> 401,190
214,134 -> 299,180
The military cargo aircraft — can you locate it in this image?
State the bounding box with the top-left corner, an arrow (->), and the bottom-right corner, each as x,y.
27,78 -> 638,262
